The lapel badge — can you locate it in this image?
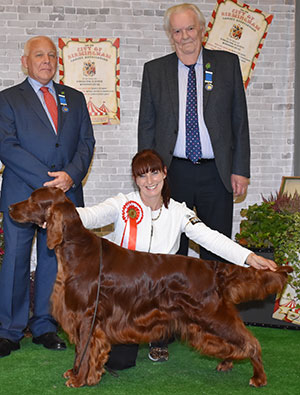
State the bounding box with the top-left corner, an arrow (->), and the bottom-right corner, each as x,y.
58,92 -> 69,112
58,92 -> 67,105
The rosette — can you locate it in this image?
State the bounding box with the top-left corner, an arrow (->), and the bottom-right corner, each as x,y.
121,201 -> 144,250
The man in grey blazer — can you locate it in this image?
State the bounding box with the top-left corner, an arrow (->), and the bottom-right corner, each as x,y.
0,36 -> 95,357
138,3 -> 250,260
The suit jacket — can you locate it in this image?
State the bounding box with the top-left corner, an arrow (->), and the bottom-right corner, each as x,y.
138,48 -> 250,192
0,78 -> 95,211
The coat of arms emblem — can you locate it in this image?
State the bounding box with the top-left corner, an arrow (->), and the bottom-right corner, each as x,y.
83,61 -> 96,77
230,24 -> 243,40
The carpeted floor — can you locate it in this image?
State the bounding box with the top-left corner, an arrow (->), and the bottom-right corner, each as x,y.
0,326 -> 299,395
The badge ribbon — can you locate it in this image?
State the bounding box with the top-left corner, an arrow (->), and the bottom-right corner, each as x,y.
121,201 -> 143,250
58,91 -> 69,112
204,70 -> 213,91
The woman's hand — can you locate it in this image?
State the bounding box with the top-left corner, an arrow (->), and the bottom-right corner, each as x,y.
246,253 -> 278,271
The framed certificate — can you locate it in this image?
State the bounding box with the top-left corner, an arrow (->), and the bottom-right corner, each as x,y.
203,0 -> 273,88
59,38 -> 120,124
279,176 -> 300,197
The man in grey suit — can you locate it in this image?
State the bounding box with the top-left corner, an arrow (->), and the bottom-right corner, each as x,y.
138,3 -> 250,260
0,36 -> 95,357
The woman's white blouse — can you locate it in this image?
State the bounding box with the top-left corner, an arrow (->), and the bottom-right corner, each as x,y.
77,191 -> 251,267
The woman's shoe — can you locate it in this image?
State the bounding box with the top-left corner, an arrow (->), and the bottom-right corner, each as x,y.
148,345 -> 169,362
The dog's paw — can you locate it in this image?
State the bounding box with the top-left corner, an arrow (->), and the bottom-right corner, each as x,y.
65,377 -> 85,388
249,375 -> 267,387
216,360 -> 233,372
63,369 -> 74,379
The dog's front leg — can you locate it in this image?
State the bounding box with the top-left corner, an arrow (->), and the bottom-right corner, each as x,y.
64,318 -> 110,387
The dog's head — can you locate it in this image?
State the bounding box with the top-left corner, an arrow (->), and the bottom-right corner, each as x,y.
9,186 -> 67,226
9,186 -> 75,249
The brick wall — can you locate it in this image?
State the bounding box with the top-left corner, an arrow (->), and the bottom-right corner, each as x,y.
0,0 -> 296,241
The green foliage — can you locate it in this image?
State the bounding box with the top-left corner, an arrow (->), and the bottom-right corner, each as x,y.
274,212 -> 300,300
236,200 -> 293,252
235,191 -> 300,299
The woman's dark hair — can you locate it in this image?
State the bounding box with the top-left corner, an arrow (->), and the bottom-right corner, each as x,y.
131,149 -> 171,208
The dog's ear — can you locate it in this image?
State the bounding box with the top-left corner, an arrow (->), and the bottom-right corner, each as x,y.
46,206 -> 64,250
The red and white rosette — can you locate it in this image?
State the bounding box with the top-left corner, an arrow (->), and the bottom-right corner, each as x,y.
121,201 -> 144,250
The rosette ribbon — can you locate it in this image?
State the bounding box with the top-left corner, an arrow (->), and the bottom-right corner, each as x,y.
121,201 -> 143,250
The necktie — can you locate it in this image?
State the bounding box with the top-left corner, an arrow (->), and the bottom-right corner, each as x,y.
185,64 -> 202,163
40,87 -> 58,131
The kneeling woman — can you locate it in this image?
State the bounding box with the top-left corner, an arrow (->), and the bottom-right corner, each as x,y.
77,149 -> 277,369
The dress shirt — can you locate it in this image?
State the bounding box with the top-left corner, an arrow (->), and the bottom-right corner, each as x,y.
173,50 -> 214,159
28,77 -> 58,132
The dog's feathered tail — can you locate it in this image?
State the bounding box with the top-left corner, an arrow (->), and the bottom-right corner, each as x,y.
220,266 -> 293,305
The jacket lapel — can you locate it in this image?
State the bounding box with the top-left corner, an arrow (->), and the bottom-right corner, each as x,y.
167,53 -> 179,124
20,79 -> 54,131
54,82 -> 68,132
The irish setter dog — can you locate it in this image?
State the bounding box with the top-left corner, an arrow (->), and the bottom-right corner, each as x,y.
9,187 -> 292,388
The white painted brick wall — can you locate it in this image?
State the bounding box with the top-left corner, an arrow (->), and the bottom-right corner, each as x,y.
0,0 -> 296,242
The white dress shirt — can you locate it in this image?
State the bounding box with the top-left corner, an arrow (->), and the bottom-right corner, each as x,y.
173,50 -> 214,159
28,77 -> 57,132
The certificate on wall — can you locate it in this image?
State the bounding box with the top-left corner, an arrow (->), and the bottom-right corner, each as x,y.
273,283 -> 300,326
203,0 -> 273,88
59,38 -> 120,125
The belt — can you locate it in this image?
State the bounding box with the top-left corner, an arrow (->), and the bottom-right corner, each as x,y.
173,157 -> 215,165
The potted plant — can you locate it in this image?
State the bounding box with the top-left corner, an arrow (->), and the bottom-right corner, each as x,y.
235,191 -> 300,327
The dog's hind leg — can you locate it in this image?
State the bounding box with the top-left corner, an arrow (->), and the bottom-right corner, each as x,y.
185,314 -> 267,387
216,359 -> 233,371
214,306 -> 267,387
229,325 -> 267,388
246,339 -> 267,388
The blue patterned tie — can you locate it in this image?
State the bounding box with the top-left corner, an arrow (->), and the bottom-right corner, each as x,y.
186,64 -> 202,163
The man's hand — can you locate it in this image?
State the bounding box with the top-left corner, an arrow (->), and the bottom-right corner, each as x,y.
246,253 -> 278,271
43,171 -> 73,192
231,174 -> 249,197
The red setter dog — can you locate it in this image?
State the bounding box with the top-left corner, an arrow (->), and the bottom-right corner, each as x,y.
9,187 -> 292,388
